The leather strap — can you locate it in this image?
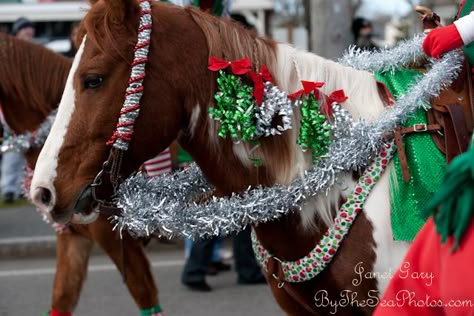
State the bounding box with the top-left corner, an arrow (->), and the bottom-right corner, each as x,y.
442,104 -> 470,162
388,124 -> 442,182
466,61 -> 474,129
98,203 -> 122,217
266,257 -> 318,315
121,236 -> 128,283
393,128 -> 410,183
398,123 -> 442,135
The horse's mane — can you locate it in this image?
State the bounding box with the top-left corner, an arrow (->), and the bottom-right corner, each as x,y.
78,0 -> 139,64
0,32 -> 72,116
186,8 -> 305,186
186,7 -> 277,74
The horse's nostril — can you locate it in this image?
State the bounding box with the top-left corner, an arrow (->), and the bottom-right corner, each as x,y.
41,189 -> 51,205
41,188 -> 52,205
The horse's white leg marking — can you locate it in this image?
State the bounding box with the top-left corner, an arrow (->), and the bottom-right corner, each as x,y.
30,37 -> 86,210
363,163 -> 410,294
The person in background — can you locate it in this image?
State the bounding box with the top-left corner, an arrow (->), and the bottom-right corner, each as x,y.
0,17 -> 33,203
351,17 -> 378,51
12,17 -> 35,42
64,22 -> 80,58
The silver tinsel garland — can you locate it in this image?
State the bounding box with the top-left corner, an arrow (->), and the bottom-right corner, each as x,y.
114,36 -> 464,239
1,110 -> 57,153
339,35 -> 426,72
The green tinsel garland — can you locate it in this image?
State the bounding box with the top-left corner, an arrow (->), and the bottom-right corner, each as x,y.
209,70 -> 258,142
297,94 -> 332,163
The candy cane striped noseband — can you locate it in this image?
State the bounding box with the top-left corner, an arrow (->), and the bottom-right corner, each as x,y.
89,0 -> 153,215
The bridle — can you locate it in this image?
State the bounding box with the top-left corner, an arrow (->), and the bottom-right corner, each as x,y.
87,0 -> 153,217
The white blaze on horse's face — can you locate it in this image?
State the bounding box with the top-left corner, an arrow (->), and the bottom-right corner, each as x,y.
30,37 -> 98,224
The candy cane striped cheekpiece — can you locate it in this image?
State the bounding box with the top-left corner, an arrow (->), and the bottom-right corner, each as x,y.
107,0 -> 153,150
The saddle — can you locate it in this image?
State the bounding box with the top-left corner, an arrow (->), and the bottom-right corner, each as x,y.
394,7 -> 474,182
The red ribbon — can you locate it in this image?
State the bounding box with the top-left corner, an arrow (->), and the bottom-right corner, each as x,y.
208,57 -> 252,75
288,80 -> 325,99
327,89 -> 348,105
249,65 -> 273,105
316,89 -> 348,116
288,80 -> 347,116
50,309 -> 72,316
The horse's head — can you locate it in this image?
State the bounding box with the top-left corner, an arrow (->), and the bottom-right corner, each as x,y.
30,0 -> 206,224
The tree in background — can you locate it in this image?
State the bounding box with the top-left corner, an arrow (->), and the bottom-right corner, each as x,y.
305,0 -> 362,59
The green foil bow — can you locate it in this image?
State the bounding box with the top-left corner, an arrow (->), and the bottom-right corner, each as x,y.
297,94 -> 332,163
209,70 -> 258,142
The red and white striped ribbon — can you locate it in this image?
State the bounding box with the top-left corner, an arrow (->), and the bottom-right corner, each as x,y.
143,148 -> 172,177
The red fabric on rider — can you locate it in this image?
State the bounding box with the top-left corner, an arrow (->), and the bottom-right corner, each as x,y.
49,309 -> 72,316
373,218 -> 474,316
199,0 -> 214,11
423,24 -> 464,59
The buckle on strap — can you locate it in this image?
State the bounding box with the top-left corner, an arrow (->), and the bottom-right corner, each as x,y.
413,124 -> 428,132
90,148 -> 125,214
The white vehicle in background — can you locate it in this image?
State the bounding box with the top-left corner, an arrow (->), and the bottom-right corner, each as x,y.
44,38 -> 71,54
0,1 -> 88,55
0,0 -> 272,55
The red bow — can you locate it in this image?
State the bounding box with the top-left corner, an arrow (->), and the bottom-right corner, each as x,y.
314,89 -> 348,116
327,89 -> 348,105
249,65 -> 273,105
288,80 -> 325,99
208,57 -> 252,75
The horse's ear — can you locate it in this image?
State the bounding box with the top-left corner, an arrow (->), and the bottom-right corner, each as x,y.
103,0 -> 138,23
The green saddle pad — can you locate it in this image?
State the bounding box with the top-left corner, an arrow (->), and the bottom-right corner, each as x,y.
375,69 -> 446,241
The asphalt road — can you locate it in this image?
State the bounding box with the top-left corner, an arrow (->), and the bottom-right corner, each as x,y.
0,248 -> 283,316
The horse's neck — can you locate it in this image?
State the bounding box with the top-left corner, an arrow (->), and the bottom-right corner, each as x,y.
172,19 -> 386,257
179,131 -> 273,194
181,131 -> 320,258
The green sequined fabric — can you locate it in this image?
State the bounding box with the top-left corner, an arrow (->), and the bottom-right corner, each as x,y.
375,69 -> 446,241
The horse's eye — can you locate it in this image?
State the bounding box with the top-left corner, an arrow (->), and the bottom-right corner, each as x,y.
83,74 -> 104,89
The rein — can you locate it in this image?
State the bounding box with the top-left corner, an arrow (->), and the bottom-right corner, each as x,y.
90,0 -> 153,216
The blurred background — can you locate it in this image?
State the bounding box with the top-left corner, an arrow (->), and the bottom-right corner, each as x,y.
0,0 -> 462,58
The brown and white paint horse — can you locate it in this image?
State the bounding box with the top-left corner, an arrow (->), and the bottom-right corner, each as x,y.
30,1 -> 411,314
0,32 -> 161,315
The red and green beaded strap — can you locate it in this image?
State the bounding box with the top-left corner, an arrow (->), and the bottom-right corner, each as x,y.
252,141 -> 396,283
42,309 -> 71,316
140,304 -> 164,316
